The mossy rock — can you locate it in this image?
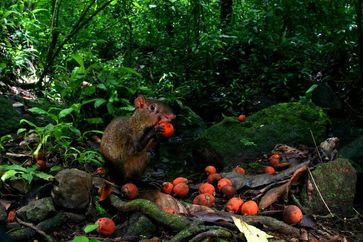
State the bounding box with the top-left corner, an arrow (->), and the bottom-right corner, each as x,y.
301,158 -> 357,216
200,102 -> 329,167
0,97 -> 21,135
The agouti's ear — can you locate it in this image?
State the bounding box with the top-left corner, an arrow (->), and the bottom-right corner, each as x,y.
134,95 -> 146,108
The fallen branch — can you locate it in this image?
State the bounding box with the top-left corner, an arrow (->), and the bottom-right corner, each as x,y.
109,195 -> 191,232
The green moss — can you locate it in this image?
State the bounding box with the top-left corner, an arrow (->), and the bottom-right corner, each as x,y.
301,158 -> 356,216
202,102 -> 329,166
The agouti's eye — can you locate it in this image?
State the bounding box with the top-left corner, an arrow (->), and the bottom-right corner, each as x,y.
148,103 -> 158,112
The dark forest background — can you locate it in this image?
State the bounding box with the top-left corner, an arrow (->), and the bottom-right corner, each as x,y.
1,0 -> 362,126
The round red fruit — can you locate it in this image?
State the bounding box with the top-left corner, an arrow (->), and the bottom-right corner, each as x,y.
96,217 -> 116,236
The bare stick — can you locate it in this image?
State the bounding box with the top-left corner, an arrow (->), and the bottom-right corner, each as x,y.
310,129 -> 323,163
16,217 -> 53,242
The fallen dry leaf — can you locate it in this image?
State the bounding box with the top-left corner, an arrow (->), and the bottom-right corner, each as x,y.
232,216 -> 273,242
259,164 -> 308,209
98,183 -> 113,201
142,191 -> 189,215
259,182 -> 289,209
223,161 -> 310,190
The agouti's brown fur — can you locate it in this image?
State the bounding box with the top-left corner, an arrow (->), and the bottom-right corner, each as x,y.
100,95 -> 174,183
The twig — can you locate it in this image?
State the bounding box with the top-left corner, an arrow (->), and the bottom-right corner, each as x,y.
310,129 -> 323,163
16,217 -> 53,242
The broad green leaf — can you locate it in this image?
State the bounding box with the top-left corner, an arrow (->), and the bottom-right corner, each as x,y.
1,170 -> 19,181
84,224 -> 98,233
133,2 -> 142,9
95,201 -> 107,216
94,98 -> 106,108
71,54 -> 84,68
305,84 -> 318,98
73,236 -> 89,242
96,83 -> 107,91
0,164 -> 28,172
111,0 -> 118,5
59,108 -> 74,119
50,165 -> 63,172
28,107 -> 49,116
21,172 -> 33,184
34,172 -> 54,181
17,128 -> 27,135
20,119 -> 38,128
232,216 -> 273,242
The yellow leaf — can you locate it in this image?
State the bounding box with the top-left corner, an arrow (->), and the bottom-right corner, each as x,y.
232,216 -> 273,242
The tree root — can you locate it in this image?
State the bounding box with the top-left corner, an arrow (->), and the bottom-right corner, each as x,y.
109,194 -> 191,232
168,224 -> 235,242
110,194 -> 301,241
7,212 -> 85,241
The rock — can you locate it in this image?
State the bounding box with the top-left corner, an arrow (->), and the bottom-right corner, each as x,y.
0,97 -> 21,135
302,158 -> 357,216
9,179 -> 31,194
16,197 -> 55,223
123,213 -> 157,240
51,169 -> 92,210
198,102 -> 329,167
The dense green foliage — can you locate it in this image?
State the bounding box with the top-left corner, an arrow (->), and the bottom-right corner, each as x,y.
1,0 -> 361,117
0,0 -> 362,170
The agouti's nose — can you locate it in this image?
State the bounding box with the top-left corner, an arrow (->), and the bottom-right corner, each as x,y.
167,114 -> 175,120
160,113 -> 175,122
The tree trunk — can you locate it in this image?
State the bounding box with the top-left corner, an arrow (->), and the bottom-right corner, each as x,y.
220,0 -> 233,30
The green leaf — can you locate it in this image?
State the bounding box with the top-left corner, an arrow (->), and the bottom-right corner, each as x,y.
111,0 -> 118,5
120,105 -> 135,111
84,224 -> 98,234
17,128 -> 27,135
119,67 -> 142,78
305,84 -> 318,99
73,236 -> 89,242
28,107 -> 49,116
240,138 -> 256,146
21,172 -> 33,184
96,83 -> 107,91
20,119 -> 38,128
1,170 -> 19,181
59,108 -> 74,119
34,172 -> 54,181
50,165 -> 63,172
85,118 -> 104,124
94,98 -> 107,108
71,54 -> 85,68
95,201 -> 107,216
1,164 -> 28,172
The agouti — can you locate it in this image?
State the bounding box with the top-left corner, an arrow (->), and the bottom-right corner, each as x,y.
100,95 -> 174,183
